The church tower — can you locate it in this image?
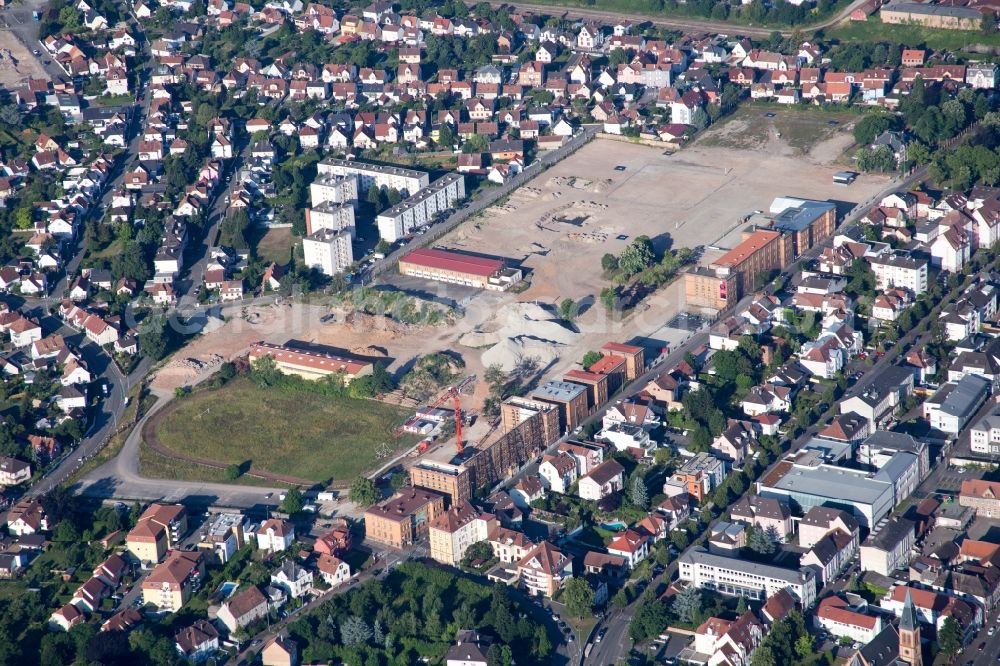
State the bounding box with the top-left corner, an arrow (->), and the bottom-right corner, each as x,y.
898,589 -> 922,666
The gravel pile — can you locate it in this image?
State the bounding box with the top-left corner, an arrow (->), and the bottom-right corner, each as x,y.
461,302 -> 579,371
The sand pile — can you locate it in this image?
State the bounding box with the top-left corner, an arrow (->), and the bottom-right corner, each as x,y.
461,302 -> 579,371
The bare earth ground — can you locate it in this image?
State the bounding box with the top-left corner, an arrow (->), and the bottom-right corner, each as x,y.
158,131 -> 892,461
0,31 -> 47,88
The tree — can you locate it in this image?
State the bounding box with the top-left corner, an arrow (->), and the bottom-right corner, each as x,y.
250,354 -> 282,388
112,241 -> 152,282
983,9 -> 997,33
600,286 -> 618,311
601,253 -> 619,272
139,316 -> 172,361
582,351 -> 602,369
938,616 -> 962,656
349,476 -> 379,507
341,616 -> 373,647
618,235 -> 656,277
557,298 -> 578,322
795,634 -> 813,659
746,525 -> 776,555
853,114 -> 893,146
629,475 -> 649,509
281,487 -> 304,514
671,585 -> 701,624
224,464 -> 242,480
437,123 -> 455,148
608,47 -> 627,66
563,577 -> 595,618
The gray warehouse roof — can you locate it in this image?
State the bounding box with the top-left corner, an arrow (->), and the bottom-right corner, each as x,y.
937,374 -> 990,418
766,464 -> 892,505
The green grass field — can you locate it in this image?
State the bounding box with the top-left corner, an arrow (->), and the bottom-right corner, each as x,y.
147,377 -> 418,483
826,17 -> 1000,52
252,227 -> 298,265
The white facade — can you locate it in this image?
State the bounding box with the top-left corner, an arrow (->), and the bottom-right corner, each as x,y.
306,201 -> 356,237
317,158 -> 428,196
309,173 -> 359,207
377,173 -> 466,242
302,228 -> 353,276
678,549 -> 817,608
868,254 -> 928,295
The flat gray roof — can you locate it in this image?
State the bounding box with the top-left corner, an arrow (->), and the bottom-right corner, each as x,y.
767,464 -> 892,505
534,380 -> 587,402
972,405 -> 1000,433
681,548 -> 813,585
862,430 -> 922,453
937,374 -> 990,418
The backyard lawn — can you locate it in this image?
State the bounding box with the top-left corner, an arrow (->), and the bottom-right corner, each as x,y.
147,377 -> 417,483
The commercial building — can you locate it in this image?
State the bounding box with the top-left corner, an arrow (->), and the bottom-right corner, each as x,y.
678,548 -> 817,608
839,366 -> 915,429
377,173 -> 466,242
197,513 -> 245,564
757,453 -> 894,528
127,504 -> 188,566
799,506 -> 860,550
500,396 -> 561,444
881,2 -> 981,30
766,198 -> 837,257
923,374 -> 991,436
302,228 -> 353,277
859,516 -> 916,576
304,200 -> 356,237
141,550 -> 205,611
428,501 -> 497,566
410,461 -> 472,505
531,380 -> 590,434
398,247 -> 521,291
363,488 -> 447,548
317,157 -> 428,196
709,229 -> 787,302
684,267 -> 740,311
869,252 -> 928,295
247,342 -> 373,384
814,596 -> 883,644
563,370 -> 609,410
859,431 -> 929,479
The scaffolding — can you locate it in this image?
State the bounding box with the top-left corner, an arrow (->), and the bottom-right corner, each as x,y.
465,410 -> 549,490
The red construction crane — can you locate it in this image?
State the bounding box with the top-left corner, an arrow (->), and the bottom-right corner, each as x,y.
411,375 -> 476,454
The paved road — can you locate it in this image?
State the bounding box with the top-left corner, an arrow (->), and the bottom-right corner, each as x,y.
486,0 -> 870,39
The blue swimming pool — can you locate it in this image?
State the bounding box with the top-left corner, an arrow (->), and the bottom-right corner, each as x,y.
216,582 -> 238,598
601,521 -> 626,531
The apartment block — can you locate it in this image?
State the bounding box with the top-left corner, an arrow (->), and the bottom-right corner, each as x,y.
410,461 -> 472,505
377,173 -> 466,242
302,228 -> 353,277
141,550 -> 205,611
364,488 -> 446,548
304,200 -> 356,237
532,380 -> 590,434
428,501 -> 497,566
500,396 -> 561,444
869,252 -> 928,295
317,157 -> 429,196
708,229 -> 788,302
309,173 -> 359,209
127,504 -> 188,566
601,342 -> 645,381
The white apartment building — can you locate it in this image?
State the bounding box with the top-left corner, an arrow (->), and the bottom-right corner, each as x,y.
868,253 -> 928,295
970,404 -> 1000,455
377,173 -> 466,242
859,516 -> 916,576
305,200 -> 356,237
678,548 -> 817,608
309,173 -> 359,208
317,158 -> 429,196
302,228 -> 353,277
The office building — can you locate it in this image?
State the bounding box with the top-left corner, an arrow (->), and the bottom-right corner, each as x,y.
531,380 -> 590,434
923,374 -> 991,435
678,548 -> 817,608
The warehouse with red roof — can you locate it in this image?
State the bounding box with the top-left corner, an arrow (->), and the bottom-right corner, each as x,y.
398,247 -> 522,290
